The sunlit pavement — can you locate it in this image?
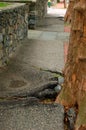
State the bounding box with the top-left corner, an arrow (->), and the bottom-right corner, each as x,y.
47,7 -> 67,17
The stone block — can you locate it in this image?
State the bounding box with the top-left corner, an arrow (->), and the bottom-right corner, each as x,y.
0,49 -> 3,59
0,43 -> 3,50
2,28 -> 5,35
0,59 -> 3,67
0,33 -> 3,42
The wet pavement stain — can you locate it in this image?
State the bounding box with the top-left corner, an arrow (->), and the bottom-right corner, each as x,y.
9,80 -> 27,88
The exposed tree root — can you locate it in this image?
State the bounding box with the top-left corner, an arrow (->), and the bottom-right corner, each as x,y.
40,68 -> 64,77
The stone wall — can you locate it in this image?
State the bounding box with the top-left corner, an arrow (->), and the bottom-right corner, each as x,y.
36,0 -> 47,26
0,3 -> 29,67
29,0 -> 47,26
36,0 -> 47,17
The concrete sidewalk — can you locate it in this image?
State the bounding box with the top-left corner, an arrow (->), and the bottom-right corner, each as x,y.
0,25 -> 69,97
0,12 -> 70,130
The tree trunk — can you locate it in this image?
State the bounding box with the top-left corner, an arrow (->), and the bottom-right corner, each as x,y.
56,0 -> 86,129
64,0 -> 74,23
64,0 -> 67,8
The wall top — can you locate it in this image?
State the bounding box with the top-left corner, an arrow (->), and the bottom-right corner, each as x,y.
0,3 -> 26,11
0,0 -> 36,2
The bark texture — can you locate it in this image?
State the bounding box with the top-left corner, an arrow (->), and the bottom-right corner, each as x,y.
56,0 -> 86,129
64,0 -> 74,23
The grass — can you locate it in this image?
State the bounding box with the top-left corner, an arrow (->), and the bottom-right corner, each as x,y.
0,2 -> 9,7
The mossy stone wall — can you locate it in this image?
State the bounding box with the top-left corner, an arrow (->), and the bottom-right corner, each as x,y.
0,3 -> 29,67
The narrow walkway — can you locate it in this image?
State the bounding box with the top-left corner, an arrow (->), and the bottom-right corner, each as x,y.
0,9 -> 69,97
0,6 -> 70,130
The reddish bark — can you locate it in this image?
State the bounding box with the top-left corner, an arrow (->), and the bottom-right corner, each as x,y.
56,0 -> 86,129
64,0 -> 74,23
78,125 -> 86,130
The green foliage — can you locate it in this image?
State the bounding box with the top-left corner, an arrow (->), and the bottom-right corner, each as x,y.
0,2 -> 9,7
